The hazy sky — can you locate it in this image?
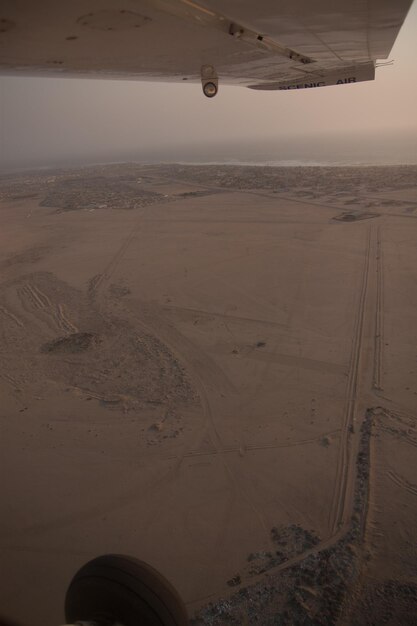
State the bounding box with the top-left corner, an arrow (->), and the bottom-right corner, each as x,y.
1,2 -> 416,168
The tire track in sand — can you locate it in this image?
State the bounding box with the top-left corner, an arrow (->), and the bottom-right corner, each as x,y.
328,225 -> 373,534
136,303 -> 272,542
88,219 -> 144,299
0,304 -> 23,327
167,428 -> 341,460
84,212 -> 272,541
373,225 -> 384,391
386,469 -> 417,497
17,282 -> 77,334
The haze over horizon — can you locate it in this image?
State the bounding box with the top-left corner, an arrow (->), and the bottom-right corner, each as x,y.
1,2 -> 416,170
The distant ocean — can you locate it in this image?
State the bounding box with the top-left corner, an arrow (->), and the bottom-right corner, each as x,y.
172,131 -> 417,167
2,130 -> 416,173
176,158 -> 410,167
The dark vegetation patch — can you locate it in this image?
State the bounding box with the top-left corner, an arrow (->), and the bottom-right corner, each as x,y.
41,332 -> 100,354
1,246 -> 49,269
246,526 -> 321,576
333,212 -> 380,222
176,190 -> 221,198
109,283 -> 131,297
351,580 -> 417,625
10,193 -> 39,200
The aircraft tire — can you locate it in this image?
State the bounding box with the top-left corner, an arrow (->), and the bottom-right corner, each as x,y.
65,554 -> 188,626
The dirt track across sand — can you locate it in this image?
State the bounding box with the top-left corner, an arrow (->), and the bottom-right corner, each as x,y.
0,164 -> 416,624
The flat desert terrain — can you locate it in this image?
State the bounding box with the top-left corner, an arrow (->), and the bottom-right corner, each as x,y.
0,163 -> 416,624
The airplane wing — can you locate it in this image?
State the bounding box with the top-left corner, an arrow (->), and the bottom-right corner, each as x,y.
0,0 -> 413,95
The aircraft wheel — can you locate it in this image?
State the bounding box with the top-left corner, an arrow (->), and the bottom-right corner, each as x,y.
65,554 -> 188,626
202,81 -> 218,97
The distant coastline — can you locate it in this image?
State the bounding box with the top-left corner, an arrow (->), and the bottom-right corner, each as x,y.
2,160 -> 417,177
3,153 -> 416,175
175,158 -> 415,167
2,131 -> 417,175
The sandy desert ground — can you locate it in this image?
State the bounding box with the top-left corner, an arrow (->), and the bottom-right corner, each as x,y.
0,163 -> 416,625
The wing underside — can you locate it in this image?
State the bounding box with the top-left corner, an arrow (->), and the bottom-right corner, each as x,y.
0,0 -> 413,89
